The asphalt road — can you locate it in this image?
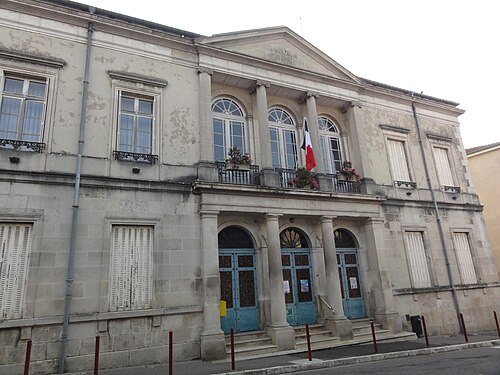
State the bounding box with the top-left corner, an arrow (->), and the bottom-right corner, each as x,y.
289,346 -> 500,375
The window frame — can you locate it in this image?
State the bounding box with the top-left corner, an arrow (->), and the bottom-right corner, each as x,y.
318,115 -> 344,174
451,231 -> 479,285
383,129 -> 416,188
430,142 -> 459,192
402,230 -> 434,288
268,107 -> 298,170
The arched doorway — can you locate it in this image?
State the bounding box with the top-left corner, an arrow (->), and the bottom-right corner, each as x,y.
280,228 -> 317,326
335,229 -> 365,319
219,226 -> 259,333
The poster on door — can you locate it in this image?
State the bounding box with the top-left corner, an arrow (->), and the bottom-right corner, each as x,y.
300,279 -> 309,292
283,281 -> 290,294
349,277 -> 358,289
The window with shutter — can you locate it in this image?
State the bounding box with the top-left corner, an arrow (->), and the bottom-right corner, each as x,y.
433,147 -> 454,187
0,223 -> 32,319
387,139 -> 412,183
403,232 -> 432,288
109,225 -> 153,311
452,232 -> 477,284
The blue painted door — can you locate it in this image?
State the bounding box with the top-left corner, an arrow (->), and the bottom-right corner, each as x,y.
337,249 -> 365,319
282,250 -> 317,326
219,250 -> 259,333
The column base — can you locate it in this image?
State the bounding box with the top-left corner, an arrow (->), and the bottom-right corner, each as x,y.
375,311 -> 403,333
325,317 -> 353,340
200,330 -> 227,361
196,161 -> 219,182
260,168 -> 280,187
267,324 -> 295,350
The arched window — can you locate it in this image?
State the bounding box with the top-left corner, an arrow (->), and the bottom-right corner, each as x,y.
218,226 -> 253,248
280,228 -> 309,248
318,116 -> 343,174
212,98 -> 247,162
334,229 -> 356,248
268,108 -> 297,169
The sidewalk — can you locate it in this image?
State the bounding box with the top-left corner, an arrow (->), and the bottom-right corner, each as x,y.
78,333 -> 500,375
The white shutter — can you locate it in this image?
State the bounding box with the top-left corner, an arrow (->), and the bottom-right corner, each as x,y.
110,226 -> 152,311
433,147 -> 454,186
387,140 -> 411,182
0,223 -> 32,319
404,232 -> 431,288
453,233 -> 477,284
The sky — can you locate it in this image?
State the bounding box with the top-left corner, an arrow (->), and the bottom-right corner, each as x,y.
87,0 -> 498,149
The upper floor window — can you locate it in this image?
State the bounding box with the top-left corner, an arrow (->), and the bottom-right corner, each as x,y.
432,146 -> 456,189
0,75 -> 47,151
268,107 -> 297,169
114,91 -> 157,163
318,116 -> 343,174
212,98 -> 247,162
387,138 -> 414,187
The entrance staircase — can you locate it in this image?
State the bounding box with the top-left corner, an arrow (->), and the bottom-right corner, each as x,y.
223,318 -> 417,360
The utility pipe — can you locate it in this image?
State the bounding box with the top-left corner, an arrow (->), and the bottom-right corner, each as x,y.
58,17 -> 94,374
411,102 -> 461,327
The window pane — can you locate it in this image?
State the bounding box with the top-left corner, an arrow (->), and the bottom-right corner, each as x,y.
137,117 -> 152,134
138,99 -> 153,114
120,96 -> 134,112
119,114 -> 134,131
28,82 -> 46,98
4,78 -> 23,94
0,98 -> 21,138
22,101 -> 43,141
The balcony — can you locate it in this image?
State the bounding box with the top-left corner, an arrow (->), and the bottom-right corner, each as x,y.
277,169 -> 361,193
216,162 -> 260,185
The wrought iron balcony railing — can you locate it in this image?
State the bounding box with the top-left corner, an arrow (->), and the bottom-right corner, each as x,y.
0,138 -> 46,152
216,162 -> 260,185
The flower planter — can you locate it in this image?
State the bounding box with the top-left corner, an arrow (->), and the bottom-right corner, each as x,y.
226,162 -> 251,171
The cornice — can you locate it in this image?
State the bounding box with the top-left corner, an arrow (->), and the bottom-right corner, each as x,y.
107,70 -> 168,88
0,47 -> 66,69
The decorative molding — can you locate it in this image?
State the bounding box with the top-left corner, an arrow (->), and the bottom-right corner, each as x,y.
0,48 -> 66,69
0,139 -> 45,152
427,133 -> 452,143
197,67 -> 213,76
107,70 -> 168,88
379,124 -> 411,134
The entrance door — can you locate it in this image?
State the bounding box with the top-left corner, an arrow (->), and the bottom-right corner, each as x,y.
282,250 -> 317,326
337,249 -> 365,319
219,249 -> 259,333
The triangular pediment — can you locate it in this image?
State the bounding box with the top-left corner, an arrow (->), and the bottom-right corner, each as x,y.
197,27 -> 361,83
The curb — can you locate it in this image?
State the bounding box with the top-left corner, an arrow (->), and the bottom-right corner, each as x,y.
212,339 -> 500,375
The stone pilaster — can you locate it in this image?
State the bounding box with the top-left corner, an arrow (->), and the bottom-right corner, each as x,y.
200,210 -> 226,360
321,216 -> 353,339
265,214 -> 295,350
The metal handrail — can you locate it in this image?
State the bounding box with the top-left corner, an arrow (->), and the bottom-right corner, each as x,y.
318,295 -> 335,314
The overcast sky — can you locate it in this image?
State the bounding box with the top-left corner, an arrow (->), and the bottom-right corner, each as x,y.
87,0 -> 498,149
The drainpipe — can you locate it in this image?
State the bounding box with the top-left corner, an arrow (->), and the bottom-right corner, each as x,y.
411,101 -> 461,327
58,16 -> 94,374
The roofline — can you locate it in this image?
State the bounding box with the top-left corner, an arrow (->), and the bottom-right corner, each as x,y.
40,0 -> 201,39
466,143 -> 500,157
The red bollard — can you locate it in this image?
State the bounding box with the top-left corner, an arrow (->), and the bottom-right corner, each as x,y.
305,324 -> 312,361
370,320 -> 378,354
169,331 -> 173,375
494,311 -> 500,338
459,313 -> 469,343
24,339 -> 32,375
94,335 -> 100,375
421,315 -> 430,347
230,328 -> 235,371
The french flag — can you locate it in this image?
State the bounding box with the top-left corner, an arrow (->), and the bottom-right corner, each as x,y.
301,117 -> 316,171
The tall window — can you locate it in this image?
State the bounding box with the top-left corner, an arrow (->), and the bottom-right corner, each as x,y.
109,226 -> 153,311
0,223 -> 32,319
117,92 -> 154,158
212,98 -> 247,162
0,75 -> 47,144
452,232 -> 477,284
433,146 -> 455,187
268,108 -> 297,169
318,116 -> 343,174
403,231 -> 432,288
387,139 -> 412,183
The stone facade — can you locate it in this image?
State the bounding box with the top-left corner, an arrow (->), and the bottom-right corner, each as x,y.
0,1 -> 499,373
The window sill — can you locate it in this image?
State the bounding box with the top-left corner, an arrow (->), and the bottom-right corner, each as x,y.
394,180 -> 417,189
443,185 -> 461,193
113,150 -> 158,164
0,139 -> 45,153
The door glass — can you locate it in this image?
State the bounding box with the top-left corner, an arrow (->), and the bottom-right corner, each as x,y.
294,254 -> 309,266
283,268 -> 293,303
238,255 -> 253,268
346,266 -> 361,298
296,268 -> 313,302
238,270 -> 256,307
281,254 -> 291,266
219,255 -> 232,268
220,271 -> 233,308
344,253 -> 357,265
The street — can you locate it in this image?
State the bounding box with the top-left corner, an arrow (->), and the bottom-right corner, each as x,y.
289,346 -> 500,375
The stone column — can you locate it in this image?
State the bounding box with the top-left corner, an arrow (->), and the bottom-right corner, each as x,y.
265,214 -> 295,349
200,210 -> 226,360
304,91 -> 324,173
321,216 -> 353,339
252,80 -> 280,187
197,67 -> 218,182
364,217 -> 402,332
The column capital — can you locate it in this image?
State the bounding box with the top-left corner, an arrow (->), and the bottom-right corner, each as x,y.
249,79 -> 271,94
265,213 -> 282,220
306,91 -> 320,99
341,100 -> 362,113
200,209 -> 219,218
321,216 -> 338,224
198,67 -> 213,75
366,217 -> 385,225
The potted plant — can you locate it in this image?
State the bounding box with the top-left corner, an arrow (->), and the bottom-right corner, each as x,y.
337,161 -> 361,181
225,146 -> 252,170
288,167 -> 320,189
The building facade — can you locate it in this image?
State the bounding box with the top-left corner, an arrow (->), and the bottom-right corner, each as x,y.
466,142 -> 500,277
1,0 -> 499,373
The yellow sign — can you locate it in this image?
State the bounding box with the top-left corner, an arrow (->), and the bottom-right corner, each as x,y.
219,300 -> 227,317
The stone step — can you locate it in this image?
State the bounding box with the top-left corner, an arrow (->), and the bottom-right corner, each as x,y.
225,330 -> 268,344
225,336 -> 273,349
229,343 -> 278,359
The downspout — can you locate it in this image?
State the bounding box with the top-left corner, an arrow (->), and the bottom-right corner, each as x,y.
411,101 -> 462,327
58,16 -> 94,374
